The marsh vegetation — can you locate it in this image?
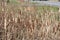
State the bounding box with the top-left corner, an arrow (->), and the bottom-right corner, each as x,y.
0,1 -> 60,40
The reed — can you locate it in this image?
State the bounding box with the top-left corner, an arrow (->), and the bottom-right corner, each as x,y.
0,2 -> 60,40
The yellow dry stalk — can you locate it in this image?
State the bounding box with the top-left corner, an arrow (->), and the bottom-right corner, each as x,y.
46,19 -> 51,26
24,6 -> 36,13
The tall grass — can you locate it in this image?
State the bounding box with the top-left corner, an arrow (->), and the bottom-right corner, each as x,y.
0,2 -> 60,40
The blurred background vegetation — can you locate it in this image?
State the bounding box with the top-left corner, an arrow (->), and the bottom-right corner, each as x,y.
0,0 -> 60,40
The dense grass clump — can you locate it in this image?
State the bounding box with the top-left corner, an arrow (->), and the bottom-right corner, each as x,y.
0,2 -> 60,40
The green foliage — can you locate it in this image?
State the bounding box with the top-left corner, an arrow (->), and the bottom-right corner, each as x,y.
37,6 -> 59,12
10,0 -> 20,4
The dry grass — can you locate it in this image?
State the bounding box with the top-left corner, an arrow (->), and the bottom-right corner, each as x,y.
0,2 -> 60,40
